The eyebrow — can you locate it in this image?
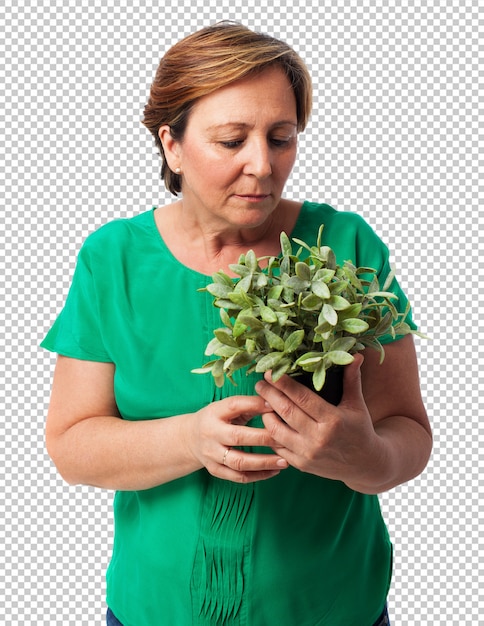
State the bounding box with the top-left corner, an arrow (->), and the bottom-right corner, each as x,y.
206,121 -> 298,132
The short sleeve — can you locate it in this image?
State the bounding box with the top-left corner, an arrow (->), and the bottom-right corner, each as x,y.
40,239 -> 113,362
292,202 -> 419,347
353,215 -> 418,344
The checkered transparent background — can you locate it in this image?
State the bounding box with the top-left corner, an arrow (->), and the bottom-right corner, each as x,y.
1,0 -> 482,624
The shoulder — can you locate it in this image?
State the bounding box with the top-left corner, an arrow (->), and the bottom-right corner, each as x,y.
297,201 -> 377,242
296,201 -> 389,267
79,210 -> 154,259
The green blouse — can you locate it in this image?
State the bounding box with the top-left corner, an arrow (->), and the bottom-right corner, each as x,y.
42,202 -> 416,626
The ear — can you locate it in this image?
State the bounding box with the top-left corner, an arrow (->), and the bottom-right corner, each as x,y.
158,125 -> 181,173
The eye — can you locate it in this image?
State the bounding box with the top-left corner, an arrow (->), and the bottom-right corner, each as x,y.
220,140 -> 244,149
270,137 -> 293,147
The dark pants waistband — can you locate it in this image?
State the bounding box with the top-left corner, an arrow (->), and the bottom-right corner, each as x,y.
107,604 -> 390,625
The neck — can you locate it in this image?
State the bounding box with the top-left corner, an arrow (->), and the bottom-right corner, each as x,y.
154,198 -> 302,275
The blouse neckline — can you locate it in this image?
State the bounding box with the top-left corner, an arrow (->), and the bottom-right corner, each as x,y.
148,200 -> 310,279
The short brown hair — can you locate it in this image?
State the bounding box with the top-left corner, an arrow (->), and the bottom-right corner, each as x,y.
142,22 -> 312,195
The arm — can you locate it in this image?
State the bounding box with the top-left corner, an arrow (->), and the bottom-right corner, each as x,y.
256,335 -> 432,494
45,356 -> 288,491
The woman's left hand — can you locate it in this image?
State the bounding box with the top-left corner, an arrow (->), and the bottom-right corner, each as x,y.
255,336 -> 432,494
255,354 -> 383,488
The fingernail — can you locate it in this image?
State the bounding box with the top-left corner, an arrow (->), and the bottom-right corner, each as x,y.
276,458 -> 288,468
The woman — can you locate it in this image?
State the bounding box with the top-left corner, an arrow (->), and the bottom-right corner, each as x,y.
42,22 -> 432,626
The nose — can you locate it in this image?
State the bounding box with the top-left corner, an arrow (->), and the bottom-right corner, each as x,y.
242,138 -> 272,179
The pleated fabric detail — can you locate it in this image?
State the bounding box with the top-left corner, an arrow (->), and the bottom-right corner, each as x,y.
190,479 -> 255,625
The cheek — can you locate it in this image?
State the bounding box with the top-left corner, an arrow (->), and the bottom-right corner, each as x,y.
277,150 -> 297,181
208,160 -> 242,187
184,150 -> 235,190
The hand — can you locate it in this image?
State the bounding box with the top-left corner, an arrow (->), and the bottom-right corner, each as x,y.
255,354 -> 385,488
186,395 -> 288,484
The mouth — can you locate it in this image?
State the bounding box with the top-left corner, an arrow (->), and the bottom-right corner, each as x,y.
235,194 -> 271,203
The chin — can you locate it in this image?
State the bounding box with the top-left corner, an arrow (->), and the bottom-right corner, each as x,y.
231,209 -> 274,229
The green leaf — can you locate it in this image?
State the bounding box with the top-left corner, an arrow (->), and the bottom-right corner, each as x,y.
255,352 -> 285,372
280,232 -> 292,257
255,273 -> 268,289
229,290 -> 254,308
336,303 -> 363,321
330,337 -> 357,352
313,268 -> 335,282
245,338 -> 257,353
238,314 -> 264,330
355,266 -> 377,276
263,329 -> 285,351
319,246 -> 337,269
275,311 -> 291,326
382,267 -> 396,291
206,283 -> 233,298
267,285 -> 283,300
295,352 -> 324,367
322,303 -> 338,326
295,262 -> 311,280
374,311 -> 393,336
228,263 -> 251,277
342,264 -> 363,290
214,329 -> 239,347
204,337 -> 223,356
311,280 -> 331,299
212,362 -> 226,387
326,350 -> 355,366
316,223 -> 325,248
212,271 -> 235,286
212,344 -> 239,358
328,281 -> 348,296
314,320 -> 332,335
291,237 -> 312,253
212,299 -> 240,313
366,291 -> 398,300
301,294 -> 323,310
270,358 -> 292,382
219,308 -> 233,328
260,305 -> 278,323
191,359 -> 220,375
312,363 -> 327,391
340,318 -> 369,333
286,276 -> 310,292
245,249 -> 258,272
237,274 -> 253,293
329,295 -> 351,310
280,256 -> 291,275
284,329 -> 305,353
223,350 -> 255,372
232,317 -> 249,338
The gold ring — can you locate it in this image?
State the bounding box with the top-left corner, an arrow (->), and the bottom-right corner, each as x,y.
222,448 -> 230,466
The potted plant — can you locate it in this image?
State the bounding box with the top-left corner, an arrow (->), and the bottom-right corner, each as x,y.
192,225 -> 420,403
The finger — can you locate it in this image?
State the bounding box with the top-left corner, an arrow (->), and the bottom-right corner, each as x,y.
217,395 -> 271,424
261,410 -> 299,449
221,448 -> 288,472
211,447 -> 288,484
255,375 -> 322,429
224,422 -> 283,449
216,467 -> 283,484
340,353 -> 365,408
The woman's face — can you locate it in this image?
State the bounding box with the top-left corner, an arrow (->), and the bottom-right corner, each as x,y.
162,66 -> 298,232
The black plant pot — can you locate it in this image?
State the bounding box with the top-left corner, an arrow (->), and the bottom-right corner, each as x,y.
294,366 -> 344,406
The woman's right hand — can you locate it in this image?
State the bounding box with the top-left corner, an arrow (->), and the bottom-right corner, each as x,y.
186,395 -> 288,483
45,357 -> 287,490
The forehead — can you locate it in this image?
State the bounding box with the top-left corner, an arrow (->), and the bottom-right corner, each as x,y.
188,66 -> 297,128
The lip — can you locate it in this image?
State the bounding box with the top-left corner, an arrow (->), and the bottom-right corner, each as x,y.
234,194 -> 271,203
